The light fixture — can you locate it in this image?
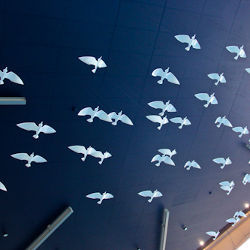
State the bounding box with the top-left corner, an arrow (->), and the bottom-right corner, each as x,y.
244,203 -> 249,209
199,240 -> 204,246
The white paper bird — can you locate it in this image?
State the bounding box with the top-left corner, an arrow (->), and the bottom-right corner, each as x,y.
151,154 -> 175,167
226,211 -> 246,226
78,106 -> 112,123
226,45 -> 246,60
170,116 -> 191,129
68,146 -> 96,162
138,190 -> 163,203
195,93 -> 218,108
184,160 -> 201,171
215,116 -> 232,128
11,152 -> 47,167
232,126 -> 249,138
0,67 -> 24,85
158,149 -> 177,158
206,231 -> 220,241
108,111 -> 133,126
148,100 -> 177,116
0,181 -> 7,192
78,56 -> 107,73
219,181 -> 235,195
234,211 -> 247,218
90,150 -> 112,165
17,122 -> 56,139
175,34 -> 201,51
208,73 -> 226,86
242,174 -> 250,185
152,68 -> 180,85
86,192 -> 114,204
146,115 -> 168,130
246,68 -> 250,74
213,157 -> 232,169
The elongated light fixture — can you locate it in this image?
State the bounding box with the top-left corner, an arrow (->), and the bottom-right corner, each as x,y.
0,97 -> 26,105
159,208 -> 170,250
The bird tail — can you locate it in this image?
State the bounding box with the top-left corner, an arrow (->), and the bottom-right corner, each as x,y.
111,121 -> 117,126
204,103 -> 209,108
25,163 -> 31,167
33,134 -> 39,139
178,125 -> 182,129
0,80 -> 4,85
216,124 -> 221,128
239,134 -> 243,138
87,117 -> 94,122
155,162 -> 160,167
159,111 -> 164,116
97,200 -> 102,204
215,81 -> 219,86
98,160 -> 103,165
234,55 -> 239,60
148,198 -> 152,203
157,125 -> 162,130
92,67 -> 97,73
157,79 -> 163,84
185,46 -> 190,51
81,156 -> 87,162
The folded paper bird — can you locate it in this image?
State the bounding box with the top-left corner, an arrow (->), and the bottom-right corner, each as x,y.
226,211 -> 246,226
78,56 -> 107,73
11,152 -> 47,167
78,106 -> 112,123
226,45 -> 246,60
246,68 -> 250,74
152,68 -> 180,85
215,116 -> 232,128
195,92 -> 218,108
146,115 -> 168,130
242,174 -> 250,185
206,231 -> 220,241
138,190 -> 162,203
151,154 -> 175,167
213,157 -> 232,169
175,34 -> 201,51
208,73 -> 226,86
108,111 -> 133,126
158,148 -> 177,158
148,100 -> 177,116
232,126 -> 249,138
0,67 -> 24,85
0,181 -> 7,192
219,181 -> 234,195
17,122 -> 56,139
170,116 -> 191,129
86,192 -> 114,204
184,160 -> 201,171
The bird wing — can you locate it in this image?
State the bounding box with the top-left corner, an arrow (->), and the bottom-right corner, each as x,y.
170,117 -> 182,124
98,59 -> 107,68
78,56 -> 97,65
206,231 -> 216,237
237,211 -> 246,217
240,49 -> 246,58
152,68 -> 164,77
219,181 -> 230,186
78,107 -> 94,116
40,125 -> 56,134
192,39 -> 201,49
246,68 -> 250,73
17,122 -> 39,132
166,72 -> 180,85
220,75 -> 226,83
185,118 -> 191,125
175,35 -> 191,44
148,101 -> 165,110
208,73 -> 219,80
0,181 -> 7,192
220,185 -> 230,191
154,191 -> 163,197
138,191 -> 153,197
104,193 -> 114,199
11,153 -> 30,161
86,192 -> 102,199
213,158 -> 225,164
108,112 -> 118,120
211,96 -> 218,104
68,145 -> 87,154
32,155 -> 47,163
96,110 -> 112,122
158,149 -> 171,155
215,117 -> 221,124
166,103 -> 176,112
222,118 -> 232,127
90,150 -> 103,159
151,154 -> 161,162
232,127 -> 243,133
226,218 -> 236,224
146,115 -> 162,124
184,161 -> 191,168
6,71 -> 24,85
226,158 -> 232,164
226,46 -> 240,54
121,114 -> 133,125
162,156 -> 175,166
195,93 -> 210,101
192,161 -> 201,169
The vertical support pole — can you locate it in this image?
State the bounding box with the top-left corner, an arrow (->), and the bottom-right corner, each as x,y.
159,208 -> 169,250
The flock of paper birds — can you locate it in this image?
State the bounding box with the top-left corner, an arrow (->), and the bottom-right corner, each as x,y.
0,32 -> 250,246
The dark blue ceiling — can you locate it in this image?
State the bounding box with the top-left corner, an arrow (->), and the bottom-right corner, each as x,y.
0,0 -> 250,249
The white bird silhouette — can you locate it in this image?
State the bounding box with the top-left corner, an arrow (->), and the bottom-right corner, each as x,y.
90,150 -> 112,165
86,192 -> 114,204
138,190 -> 163,203
213,157 -> 232,169
206,231 -> 220,241
232,126 -> 249,138
242,174 -> 250,185
152,68 -> 180,85
219,181 -> 235,195
78,106 -> 112,123
108,111 -> 133,126
151,154 -> 175,167
11,152 -> 47,167
226,211 -> 246,226
0,67 -> 24,85
78,56 -> 107,73
17,122 -> 56,139
68,146 -> 96,162
0,181 -> 7,192
215,116 -> 232,128
148,100 -> 177,116
158,149 -> 177,158
246,68 -> 250,74
175,34 -> 201,51
184,160 -> 201,171
208,73 -> 226,86
170,116 -> 191,129
195,93 -> 218,108
226,45 -> 246,60
146,115 -> 168,130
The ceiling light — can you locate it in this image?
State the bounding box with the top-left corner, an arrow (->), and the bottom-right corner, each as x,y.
199,240 -> 204,246
244,203 -> 249,209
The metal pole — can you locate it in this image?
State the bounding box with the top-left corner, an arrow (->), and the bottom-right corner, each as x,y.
0,97 -> 26,105
26,206 -> 73,250
159,208 -> 170,250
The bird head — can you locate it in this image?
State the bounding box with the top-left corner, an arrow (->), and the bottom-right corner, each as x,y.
166,100 -> 170,105
211,92 -> 215,97
118,110 -> 123,115
98,56 -> 102,60
165,67 -> 170,73
95,106 -> 99,111
31,152 -> 35,157
39,121 -> 43,127
192,34 -> 196,39
3,67 -> 8,72
172,149 -> 177,154
184,116 -> 187,120
240,45 -> 244,49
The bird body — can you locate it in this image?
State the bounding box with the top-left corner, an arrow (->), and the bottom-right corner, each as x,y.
215,116 -> 232,128
232,126 -> 249,138
86,192 -> 114,204
146,115 -> 168,130
0,67 -> 24,85
0,181 -> 7,192
213,157 -> 232,169
184,160 -> 201,170
242,174 -> 250,185
208,73 -> 226,86
226,45 -> 246,60
78,56 -> 107,73
219,181 -> 235,195
195,92 -> 218,108
108,111 -> 133,126
175,34 -> 201,51
152,68 -> 180,85
158,148 -> 177,158
11,152 -> 47,167
148,100 -> 176,116
151,154 -> 175,167
17,121 -> 56,139
170,116 -> 191,129
138,189 -> 162,203
206,231 -> 220,241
